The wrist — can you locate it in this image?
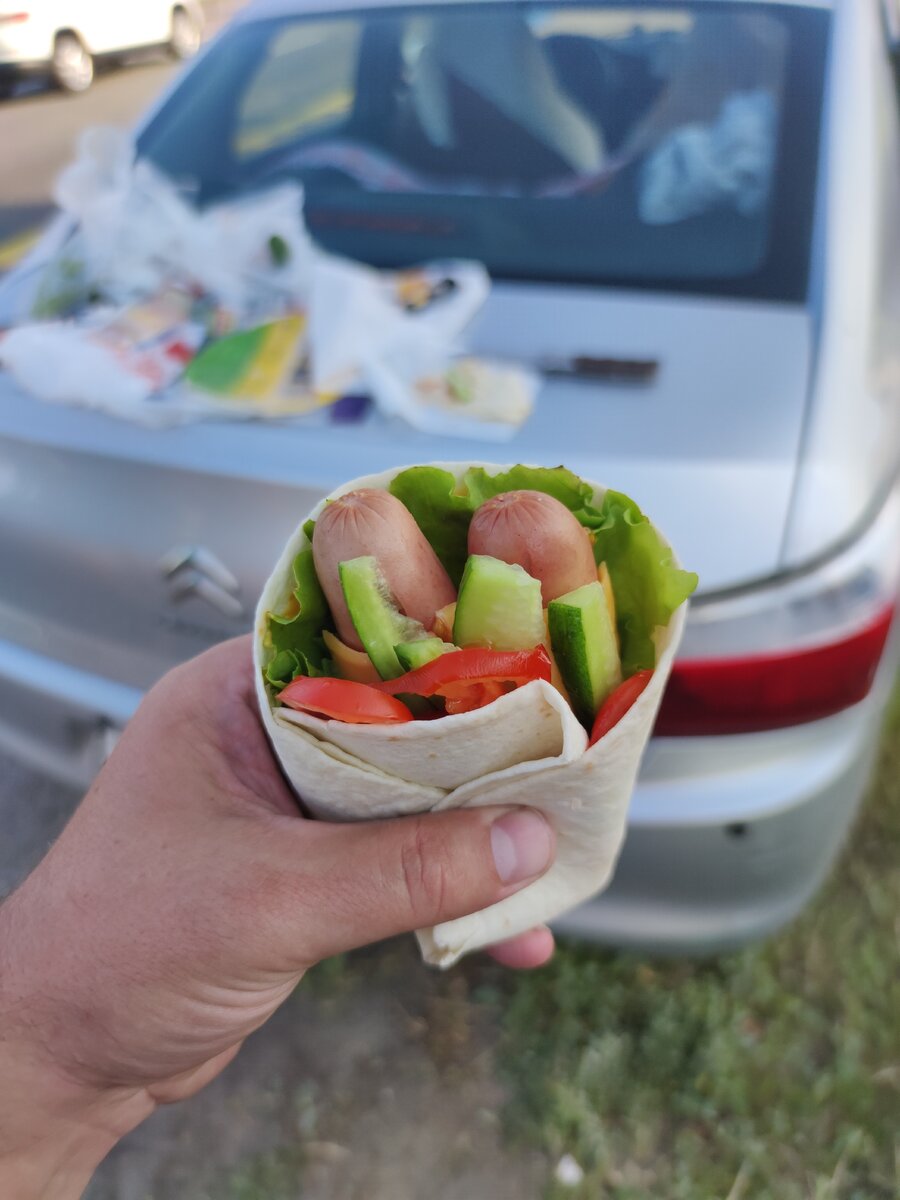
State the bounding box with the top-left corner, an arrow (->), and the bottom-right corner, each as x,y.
0,1046 -> 152,1200
0,896 -> 153,1199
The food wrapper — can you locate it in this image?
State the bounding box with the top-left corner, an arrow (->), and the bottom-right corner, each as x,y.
253,464 -> 689,967
366,355 -> 538,440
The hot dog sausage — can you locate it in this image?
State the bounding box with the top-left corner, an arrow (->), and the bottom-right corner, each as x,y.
467,490 -> 597,604
313,488 -> 457,649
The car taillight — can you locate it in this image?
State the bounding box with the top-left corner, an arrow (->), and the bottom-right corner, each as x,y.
657,604 -> 895,735
657,491 -> 900,736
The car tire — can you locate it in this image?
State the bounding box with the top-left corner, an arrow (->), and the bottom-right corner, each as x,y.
169,7 -> 201,60
52,33 -> 94,93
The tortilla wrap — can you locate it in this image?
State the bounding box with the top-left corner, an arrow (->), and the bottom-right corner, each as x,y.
254,463 -> 688,966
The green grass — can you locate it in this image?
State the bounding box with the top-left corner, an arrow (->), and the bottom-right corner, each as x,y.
493,687 -> 900,1200
225,1148 -> 304,1200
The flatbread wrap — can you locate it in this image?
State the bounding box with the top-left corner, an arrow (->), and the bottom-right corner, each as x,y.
254,463 -> 697,967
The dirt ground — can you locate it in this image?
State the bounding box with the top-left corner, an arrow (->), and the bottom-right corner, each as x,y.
90,948 -> 548,1200
1,754 -> 549,1200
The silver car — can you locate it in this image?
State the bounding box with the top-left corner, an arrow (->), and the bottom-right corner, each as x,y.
0,0 -> 898,951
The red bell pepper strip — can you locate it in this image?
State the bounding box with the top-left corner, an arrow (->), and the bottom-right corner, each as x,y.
374,647 -> 552,714
278,677 -> 414,724
443,679 -> 507,716
589,670 -> 653,746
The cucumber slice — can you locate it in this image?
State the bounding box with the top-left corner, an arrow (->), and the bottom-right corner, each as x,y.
453,555 -> 545,651
339,556 -> 426,680
395,638 -> 456,673
548,581 -> 622,727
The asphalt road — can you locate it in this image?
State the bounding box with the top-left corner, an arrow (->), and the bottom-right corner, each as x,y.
0,60 -> 179,245
0,754 -> 78,898
0,0 -> 245,248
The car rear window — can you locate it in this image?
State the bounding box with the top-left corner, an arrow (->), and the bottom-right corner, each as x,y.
138,2 -> 829,302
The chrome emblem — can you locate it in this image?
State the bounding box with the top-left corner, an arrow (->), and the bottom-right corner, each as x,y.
159,546 -> 245,619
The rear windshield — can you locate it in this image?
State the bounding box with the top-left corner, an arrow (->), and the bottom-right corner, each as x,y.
138,2 -> 829,302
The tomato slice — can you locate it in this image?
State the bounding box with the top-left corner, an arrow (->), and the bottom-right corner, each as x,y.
277,677 -> 414,724
374,647 -> 552,715
589,670 -> 653,746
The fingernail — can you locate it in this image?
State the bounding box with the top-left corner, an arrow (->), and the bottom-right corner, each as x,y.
491,810 -> 553,884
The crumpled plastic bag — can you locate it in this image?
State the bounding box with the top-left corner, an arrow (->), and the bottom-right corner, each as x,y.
1,128 -> 531,435
0,287 -> 209,423
311,257 -> 535,438
309,255 -> 489,392
639,90 -> 777,226
52,126 -> 315,316
0,322 -> 155,414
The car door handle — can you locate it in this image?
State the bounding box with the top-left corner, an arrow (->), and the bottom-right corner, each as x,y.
537,356 -> 660,384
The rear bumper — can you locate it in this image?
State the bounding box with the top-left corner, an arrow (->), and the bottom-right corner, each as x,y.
0,632 -> 894,952
555,703 -> 886,953
0,60 -> 48,83
0,53 -> 48,76
0,637 -> 140,788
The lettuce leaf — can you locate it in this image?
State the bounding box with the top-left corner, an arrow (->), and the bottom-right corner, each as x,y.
463,464 -> 593,512
263,549 -> 332,686
265,649 -> 313,689
389,467 -> 475,587
589,490 -> 698,675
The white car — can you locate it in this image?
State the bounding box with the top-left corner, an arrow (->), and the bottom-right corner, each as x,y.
0,0 -> 898,952
0,0 -> 203,94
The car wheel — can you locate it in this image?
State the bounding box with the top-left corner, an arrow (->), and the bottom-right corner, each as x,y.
52,33 -> 94,93
169,7 -> 201,60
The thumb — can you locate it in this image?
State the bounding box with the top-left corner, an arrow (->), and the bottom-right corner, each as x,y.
289,806 -> 555,961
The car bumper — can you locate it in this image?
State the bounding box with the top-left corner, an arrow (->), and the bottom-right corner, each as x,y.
555,697 -> 888,952
0,59 -> 49,83
0,633 -> 894,952
0,637 -> 140,788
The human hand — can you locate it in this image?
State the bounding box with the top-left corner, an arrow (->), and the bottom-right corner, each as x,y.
0,636 -> 555,1198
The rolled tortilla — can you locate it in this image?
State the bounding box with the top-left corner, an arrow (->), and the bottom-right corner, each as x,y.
254,463 -> 688,966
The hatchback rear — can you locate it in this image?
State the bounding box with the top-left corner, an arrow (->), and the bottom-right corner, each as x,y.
0,0 -> 897,950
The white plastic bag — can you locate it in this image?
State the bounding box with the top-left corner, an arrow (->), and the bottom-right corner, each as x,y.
639,90 -> 777,226
52,127 -> 313,317
5,128 -> 508,432
309,255 -> 489,392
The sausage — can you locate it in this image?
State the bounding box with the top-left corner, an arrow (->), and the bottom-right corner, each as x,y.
313,488 -> 457,649
467,490 -> 597,604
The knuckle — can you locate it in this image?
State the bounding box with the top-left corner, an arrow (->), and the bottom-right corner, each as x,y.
398,817 -> 451,918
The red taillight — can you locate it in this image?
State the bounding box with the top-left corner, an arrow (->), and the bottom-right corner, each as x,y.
656,604 -> 896,736
0,12 -> 30,23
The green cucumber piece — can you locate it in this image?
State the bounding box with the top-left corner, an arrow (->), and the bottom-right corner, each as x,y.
394,638 -> 456,673
453,555 -> 544,651
548,581 -> 622,727
339,556 -> 426,680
